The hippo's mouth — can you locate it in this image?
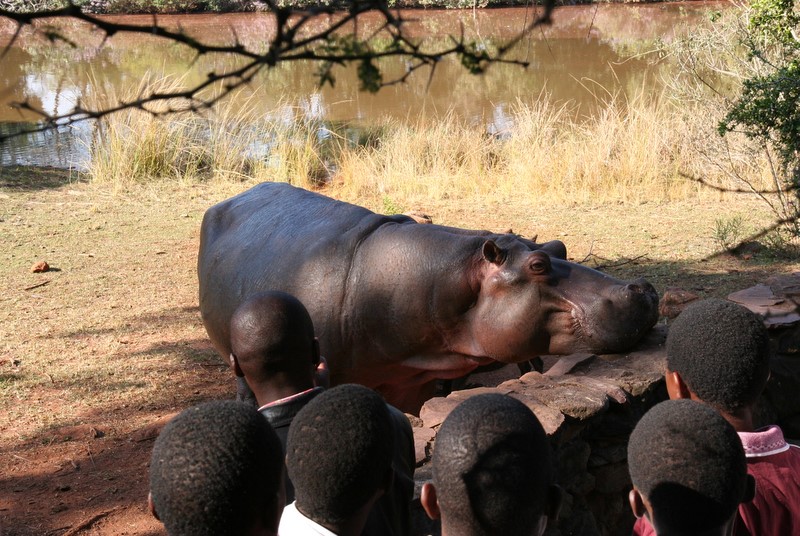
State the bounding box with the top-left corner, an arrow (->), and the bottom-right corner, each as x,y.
555,283 -> 659,355
545,301 -> 592,355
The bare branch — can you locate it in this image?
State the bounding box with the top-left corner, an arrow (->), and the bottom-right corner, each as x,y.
583,253 -> 651,270
0,0 -> 555,143
678,171 -> 799,195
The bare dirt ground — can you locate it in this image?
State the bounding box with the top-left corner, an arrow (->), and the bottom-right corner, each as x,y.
2,167 -> 798,535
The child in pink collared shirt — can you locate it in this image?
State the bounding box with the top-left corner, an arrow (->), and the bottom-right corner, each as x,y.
736,425 -> 800,536
631,298 -> 800,536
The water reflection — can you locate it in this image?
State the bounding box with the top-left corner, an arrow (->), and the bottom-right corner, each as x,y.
0,123 -> 90,167
488,104 -> 514,140
0,2 -> 727,169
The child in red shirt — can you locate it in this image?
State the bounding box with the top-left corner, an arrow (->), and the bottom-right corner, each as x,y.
629,399 -> 754,536
632,298 -> 800,536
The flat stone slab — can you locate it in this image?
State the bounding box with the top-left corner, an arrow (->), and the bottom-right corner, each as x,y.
561,375 -> 629,404
585,325 -> 667,397
419,386 -> 512,429
506,393 -> 566,436
728,272 -> 800,328
502,372 -> 610,421
544,353 -> 596,376
416,324 -> 667,439
659,287 -> 700,319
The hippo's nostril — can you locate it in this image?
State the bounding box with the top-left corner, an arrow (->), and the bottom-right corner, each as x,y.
626,283 -> 644,294
627,278 -> 657,297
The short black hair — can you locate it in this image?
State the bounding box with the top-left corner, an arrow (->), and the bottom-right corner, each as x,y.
628,399 -> 748,534
230,291 -> 316,382
666,298 -> 770,413
286,384 -> 394,526
432,393 -> 554,535
149,400 -> 284,536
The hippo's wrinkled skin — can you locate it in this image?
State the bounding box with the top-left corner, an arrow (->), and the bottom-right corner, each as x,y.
198,183 -> 659,412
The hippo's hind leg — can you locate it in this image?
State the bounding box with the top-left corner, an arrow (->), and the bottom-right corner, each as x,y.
236,376 -> 258,408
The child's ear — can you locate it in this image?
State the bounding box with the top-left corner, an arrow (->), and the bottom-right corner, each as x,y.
312,338 -> 321,366
148,492 -> 160,521
665,370 -> 691,400
420,482 -> 441,521
742,475 -> 756,504
313,354 -> 329,389
628,488 -> 647,519
229,353 -> 244,377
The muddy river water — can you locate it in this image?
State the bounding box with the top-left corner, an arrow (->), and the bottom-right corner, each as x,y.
0,2 -> 727,168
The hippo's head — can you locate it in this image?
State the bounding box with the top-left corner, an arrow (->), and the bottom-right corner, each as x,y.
466,238 -> 659,361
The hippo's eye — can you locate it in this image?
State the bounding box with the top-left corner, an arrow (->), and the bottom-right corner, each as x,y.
528,254 -> 551,275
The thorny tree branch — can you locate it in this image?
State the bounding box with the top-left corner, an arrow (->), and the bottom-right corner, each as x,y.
679,170 -> 799,218
678,170 -> 800,196
0,0 -> 556,143
583,253 -> 650,271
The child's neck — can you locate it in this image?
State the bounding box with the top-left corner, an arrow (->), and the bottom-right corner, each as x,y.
720,406 -> 755,433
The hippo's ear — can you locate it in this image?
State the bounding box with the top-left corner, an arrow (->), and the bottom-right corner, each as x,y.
482,240 -> 507,265
538,240 -> 567,260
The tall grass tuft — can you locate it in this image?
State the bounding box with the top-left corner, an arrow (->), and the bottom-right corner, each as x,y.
331,89 -> 716,207
84,74 -> 343,191
85,73 -> 205,188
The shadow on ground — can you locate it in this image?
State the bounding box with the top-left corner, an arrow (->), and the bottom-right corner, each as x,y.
587,253 -> 790,299
0,166 -> 82,192
1,301 -> 233,536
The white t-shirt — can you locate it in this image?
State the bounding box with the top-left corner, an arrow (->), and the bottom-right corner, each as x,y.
278,502 -> 338,536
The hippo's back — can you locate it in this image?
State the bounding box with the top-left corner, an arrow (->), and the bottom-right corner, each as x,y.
198,182 -> 396,360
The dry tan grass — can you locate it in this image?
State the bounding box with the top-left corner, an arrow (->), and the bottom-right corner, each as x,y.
84,76 -> 339,190
329,90 -> 762,210
82,71 -> 781,217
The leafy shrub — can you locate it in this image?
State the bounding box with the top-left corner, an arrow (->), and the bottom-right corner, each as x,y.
713,214 -> 744,251
717,0 -> 800,236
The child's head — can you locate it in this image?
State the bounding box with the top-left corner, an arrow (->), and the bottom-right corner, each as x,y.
422,393 -> 561,536
229,290 -> 319,385
149,400 -> 285,536
285,383 -> 394,529
666,298 -> 770,414
628,399 -> 754,536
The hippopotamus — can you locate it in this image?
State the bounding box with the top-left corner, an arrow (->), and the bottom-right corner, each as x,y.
198,182 -> 659,413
